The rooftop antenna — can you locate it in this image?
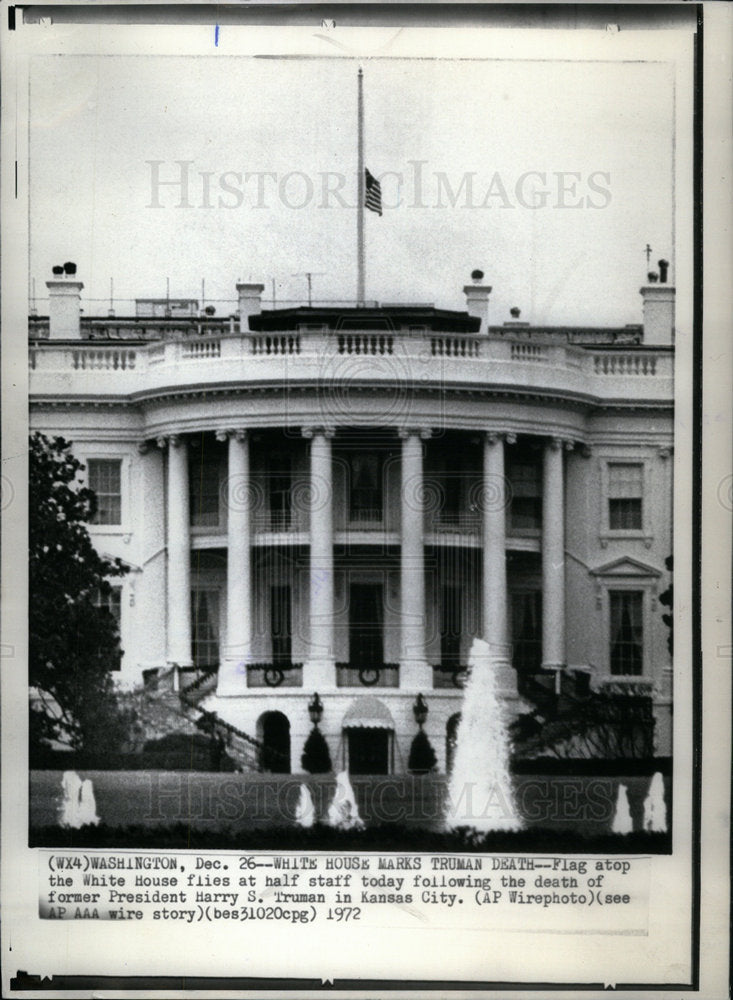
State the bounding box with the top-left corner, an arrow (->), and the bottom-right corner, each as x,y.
109,277 -> 115,317
31,277 -> 37,315
645,244 -> 652,268
292,271 -> 326,308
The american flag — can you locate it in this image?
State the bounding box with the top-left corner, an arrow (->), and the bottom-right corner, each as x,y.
365,168 -> 383,216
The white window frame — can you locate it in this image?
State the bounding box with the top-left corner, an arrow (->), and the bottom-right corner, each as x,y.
599,457 -> 653,549
590,559 -> 661,687
79,451 -> 131,536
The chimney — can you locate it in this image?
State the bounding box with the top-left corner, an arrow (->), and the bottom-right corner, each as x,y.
236,282 -> 265,329
463,270 -> 492,334
640,281 -> 675,346
46,263 -> 84,339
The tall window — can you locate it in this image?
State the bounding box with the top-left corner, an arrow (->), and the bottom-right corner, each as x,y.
609,590 -> 643,675
93,585 -> 122,625
440,585 -> 462,666
608,463 -> 643,530
349,453 -> 382,523
92,585 -> 122,669
508,458 -> 542,532
191,590 -> 220,668
269,453 -> 293,530
270,585 -> 292,664
512,591 -> 542,675
439,476 -> 462,526
87,459 -> 122,525
190,451 -> 222,528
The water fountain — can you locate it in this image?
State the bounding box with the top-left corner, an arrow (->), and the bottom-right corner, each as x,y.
295,783 -> 316,828
446,637 -> 522,833
326,770 -> 365,830
643,772 -> 667,832
611,783 -> 633,834
59,771 -> 99,828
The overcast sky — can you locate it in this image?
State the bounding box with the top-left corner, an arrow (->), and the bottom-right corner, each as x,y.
29,52 -> 676,325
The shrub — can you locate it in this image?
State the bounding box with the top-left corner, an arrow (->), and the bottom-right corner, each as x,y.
408,730 -> 438,774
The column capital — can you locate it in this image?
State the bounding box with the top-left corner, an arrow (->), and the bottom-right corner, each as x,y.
657,445 -> 673,460
548,436 -> 563,451
485,431 -> 516,445
580,444 -> 593,458
137,440 -> 150,455
156,436 -> 167,450
302,425 -> 335,440
169,434 -> 184,448
398,427 -> 432,440
564,439 -> 575,452
215,428 -> 248,442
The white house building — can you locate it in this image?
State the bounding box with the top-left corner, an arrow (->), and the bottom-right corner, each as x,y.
28,265 -> 674,774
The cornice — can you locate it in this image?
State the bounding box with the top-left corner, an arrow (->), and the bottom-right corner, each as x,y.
30,378 -> 673,416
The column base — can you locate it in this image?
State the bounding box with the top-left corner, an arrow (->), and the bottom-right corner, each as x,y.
493,656 -> 521,699
541,663 -> 567,696
303,659 -> 336,689
400,660 -> 433,690
216,660 -> 248,697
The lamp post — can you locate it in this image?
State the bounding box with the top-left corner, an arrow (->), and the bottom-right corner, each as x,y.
308,692 -> 324,728
412,693 -> 428,729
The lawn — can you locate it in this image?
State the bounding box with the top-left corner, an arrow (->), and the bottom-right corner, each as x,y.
30,770 -> 671,852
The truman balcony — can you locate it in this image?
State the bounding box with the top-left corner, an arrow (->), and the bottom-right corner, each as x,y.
29,324 -> 673,412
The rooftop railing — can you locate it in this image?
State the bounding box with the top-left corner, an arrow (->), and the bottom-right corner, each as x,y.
28,327 -> 673,404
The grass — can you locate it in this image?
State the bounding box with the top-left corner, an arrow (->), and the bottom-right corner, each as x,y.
29,822 -> 671,853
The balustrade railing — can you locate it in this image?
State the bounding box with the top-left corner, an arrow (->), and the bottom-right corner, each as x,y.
250,334 -> 301,356
337,332 -> 394,355
592,353 -> 658,376
246,663 -> 303,688
28,330 -> 672,399
430,335 -> 481,358
71,347 -> 137,370
336,663 -> 399,688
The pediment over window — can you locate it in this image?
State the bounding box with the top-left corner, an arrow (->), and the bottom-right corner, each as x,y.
590,556 -> 662,578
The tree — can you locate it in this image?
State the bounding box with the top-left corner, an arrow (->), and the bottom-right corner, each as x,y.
301,728 -> 332,774
29,432 -> 134,753
658,555 -> 673,656
408,730 -> 438,774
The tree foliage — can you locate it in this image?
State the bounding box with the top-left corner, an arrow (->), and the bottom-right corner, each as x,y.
408,730 -> 438,774
658,555 -> 673,656
510,684 -> 655,760
301,727 -> 332,774
29,432 -> 134,752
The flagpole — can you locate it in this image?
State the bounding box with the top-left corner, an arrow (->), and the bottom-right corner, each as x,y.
357,66 -> 365,306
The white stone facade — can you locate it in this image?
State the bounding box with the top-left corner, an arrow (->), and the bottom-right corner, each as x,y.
29,274 -> 675,771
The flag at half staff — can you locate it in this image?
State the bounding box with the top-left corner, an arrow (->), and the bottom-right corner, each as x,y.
365,169 -> 383,216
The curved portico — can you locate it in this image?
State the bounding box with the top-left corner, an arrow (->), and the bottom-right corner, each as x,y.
147,420 -> 575,698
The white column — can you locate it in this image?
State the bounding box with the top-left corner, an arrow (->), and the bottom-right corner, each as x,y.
218,429 -> 251,696
483,432 -> 518,696
304,427 -> 335,687
164,434 -> 192,671
482,432 -> 511,651
399,429 -> 432,688
137,441 -> 166,671
542,437 -> 566,671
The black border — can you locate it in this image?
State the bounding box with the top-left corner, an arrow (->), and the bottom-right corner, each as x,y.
10,2 -> 703,994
